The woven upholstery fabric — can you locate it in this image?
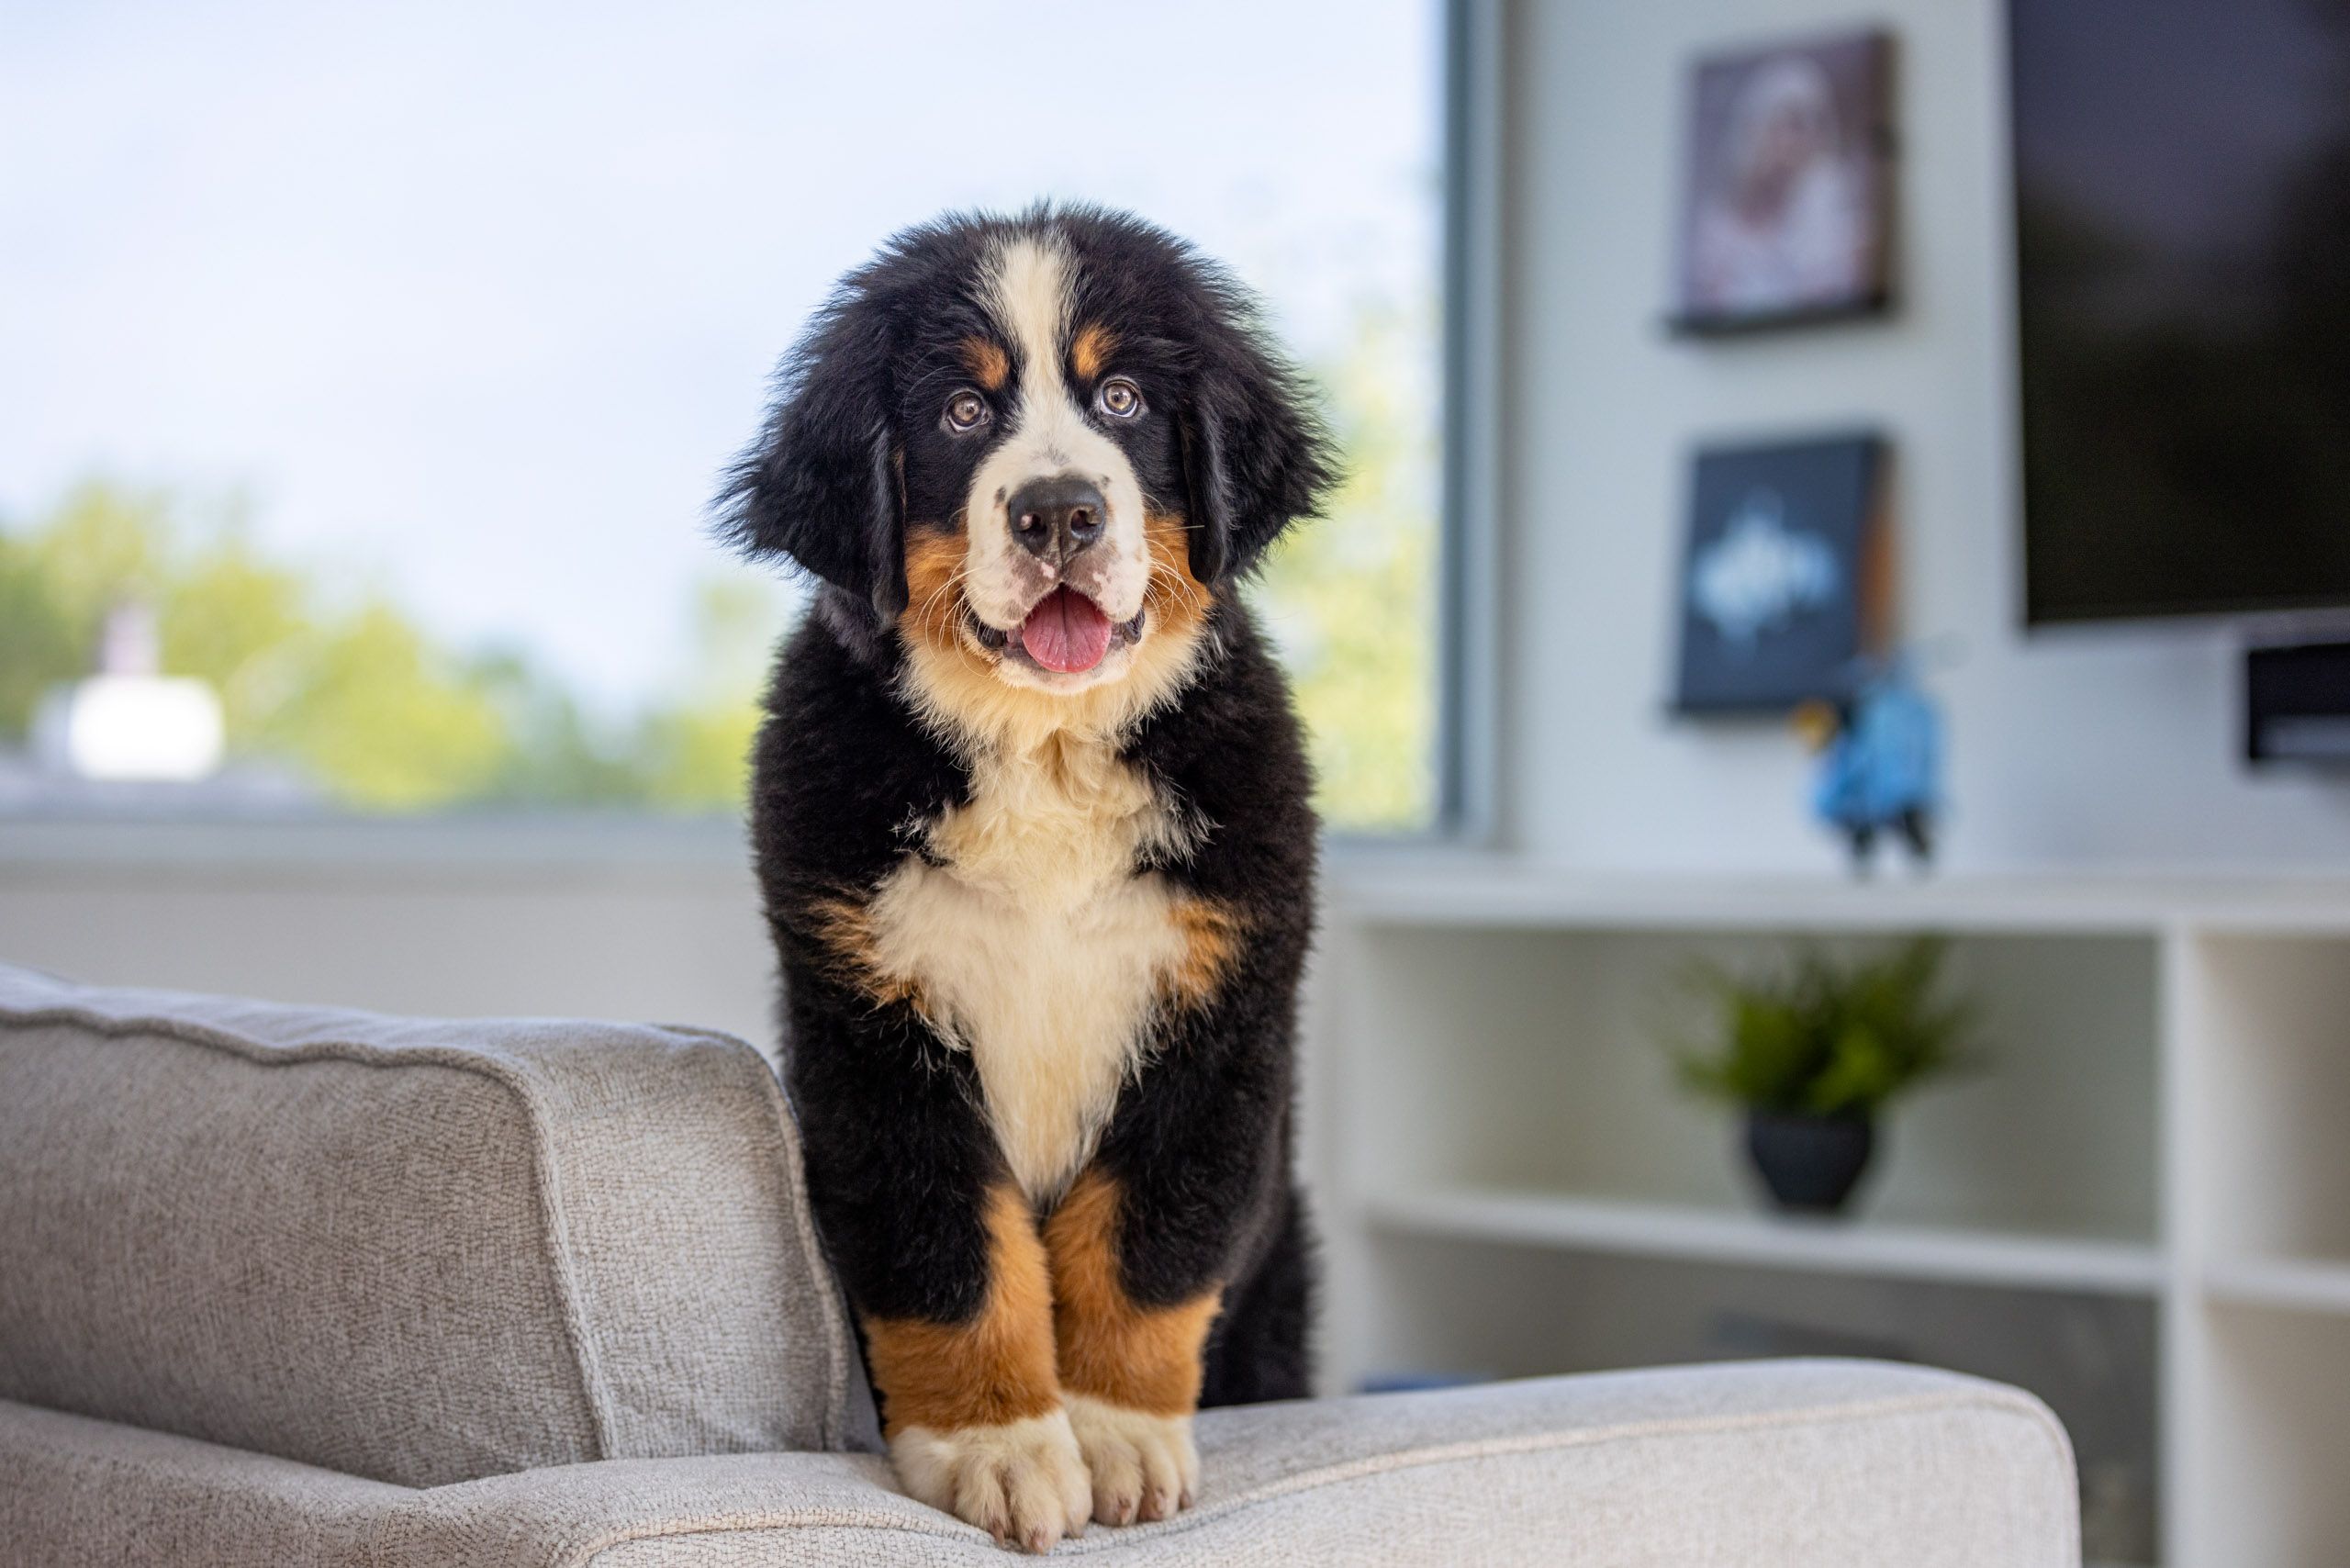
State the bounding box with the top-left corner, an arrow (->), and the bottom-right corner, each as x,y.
0,963 -> 860,1489
0,1361 -> 2079,1566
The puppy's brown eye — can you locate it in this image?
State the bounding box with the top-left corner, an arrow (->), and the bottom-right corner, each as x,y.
1096,377 -> 1142,419
945,391 -> 990,431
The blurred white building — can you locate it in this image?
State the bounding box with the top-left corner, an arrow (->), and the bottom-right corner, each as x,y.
33,603 -> 224,783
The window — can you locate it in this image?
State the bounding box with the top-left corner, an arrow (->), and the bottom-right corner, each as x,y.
1,2 -> 1448,832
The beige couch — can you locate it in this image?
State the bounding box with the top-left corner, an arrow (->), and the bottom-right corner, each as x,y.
0,963 -> 2080,1565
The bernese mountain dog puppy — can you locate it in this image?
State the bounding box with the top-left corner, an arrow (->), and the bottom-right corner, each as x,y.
720,206 -> 1335,1552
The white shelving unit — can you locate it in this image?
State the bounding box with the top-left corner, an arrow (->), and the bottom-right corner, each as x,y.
1310,860 -> 2350,1568
1368,1187 -> 2168,1294
2202,1257 -> 2350,1317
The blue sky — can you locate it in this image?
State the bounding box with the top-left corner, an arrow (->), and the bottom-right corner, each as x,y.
2,0 -> 1439,708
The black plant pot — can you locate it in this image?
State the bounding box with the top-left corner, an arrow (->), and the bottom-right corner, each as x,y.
1744,1111 -> 1875,1215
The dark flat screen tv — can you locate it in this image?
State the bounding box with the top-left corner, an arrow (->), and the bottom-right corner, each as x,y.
2010,0 -> 2350,624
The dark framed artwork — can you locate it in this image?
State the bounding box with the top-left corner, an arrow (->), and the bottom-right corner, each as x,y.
1671,28 -> 1896,335
1673,433 -> 1888,714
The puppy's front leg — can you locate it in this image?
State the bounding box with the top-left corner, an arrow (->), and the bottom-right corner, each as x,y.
863,1183 -> 1091,1552
788,982 -> 1088,1553
1045,1169 -> 1221,1528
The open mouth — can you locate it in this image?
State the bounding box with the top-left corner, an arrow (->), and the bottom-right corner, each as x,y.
967,588 -> 1145,676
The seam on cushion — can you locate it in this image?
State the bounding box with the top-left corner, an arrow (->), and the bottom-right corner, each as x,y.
547,1384 -> 2076,1566
0,1002 -> 621,1469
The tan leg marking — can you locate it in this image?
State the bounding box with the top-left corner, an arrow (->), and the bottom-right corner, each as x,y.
864,1183 -> 1061,1436
868,1185 -> 1091,1549
1045,1169 -> 1221,1416
1046,1169 -> 1217,1523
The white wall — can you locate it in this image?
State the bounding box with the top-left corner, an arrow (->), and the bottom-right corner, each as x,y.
1494,0 -> 2350,873
0,823 -> 782,1058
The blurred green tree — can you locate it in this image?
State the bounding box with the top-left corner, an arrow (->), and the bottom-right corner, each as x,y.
0,484 -> 520,808
259,603 -> 512,811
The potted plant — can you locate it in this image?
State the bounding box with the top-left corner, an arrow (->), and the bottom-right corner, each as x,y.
1671,936 -> 1979,1215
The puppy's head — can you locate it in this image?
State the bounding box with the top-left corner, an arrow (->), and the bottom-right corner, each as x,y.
721,207 -> 1334,733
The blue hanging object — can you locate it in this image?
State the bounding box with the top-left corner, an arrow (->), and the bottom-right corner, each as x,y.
1796,654 -> 1942,872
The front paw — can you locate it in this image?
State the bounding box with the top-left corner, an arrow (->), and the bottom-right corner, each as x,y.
890,1409 -> 1092,1553
1065,1393 -> 1200,1527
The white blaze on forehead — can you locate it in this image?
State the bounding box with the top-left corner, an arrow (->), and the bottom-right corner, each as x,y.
955,231 -> 1150,642
988,234 -> 1075,418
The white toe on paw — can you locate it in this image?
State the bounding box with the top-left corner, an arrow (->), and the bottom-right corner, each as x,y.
1065,1393 -> 1200,1527
890,1409 -> 1092,1553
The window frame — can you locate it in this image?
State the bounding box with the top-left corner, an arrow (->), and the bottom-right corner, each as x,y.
1321,0 -> 1504,849
1427,0 -> 1505,846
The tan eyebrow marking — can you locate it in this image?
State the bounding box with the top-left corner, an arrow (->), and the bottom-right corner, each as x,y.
961,336 -> 1010,391
1070,323 -> 1116,383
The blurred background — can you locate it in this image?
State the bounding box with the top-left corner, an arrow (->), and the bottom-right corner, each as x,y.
7,3 -> 2350,1565
0,0 -> 1441,829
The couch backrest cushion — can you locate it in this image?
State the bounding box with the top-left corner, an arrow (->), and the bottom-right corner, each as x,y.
0,964 -> 864,1488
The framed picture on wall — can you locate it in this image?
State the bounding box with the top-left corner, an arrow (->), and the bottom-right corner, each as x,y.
1671,28 -> 1895,334
1673,432 -> 1888,714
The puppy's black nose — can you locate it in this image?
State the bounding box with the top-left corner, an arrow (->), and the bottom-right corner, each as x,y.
1008,475 -> 1106,562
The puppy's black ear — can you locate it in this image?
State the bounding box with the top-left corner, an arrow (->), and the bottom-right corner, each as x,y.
717,303 -> 907,619
1180,309 -> 1338,584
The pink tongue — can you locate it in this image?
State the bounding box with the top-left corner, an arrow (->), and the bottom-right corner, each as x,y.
1019,587 -> 1114,674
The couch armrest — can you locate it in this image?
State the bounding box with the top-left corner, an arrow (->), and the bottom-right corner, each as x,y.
5,1360 -> 2078,1566
0,963 -> 863,1487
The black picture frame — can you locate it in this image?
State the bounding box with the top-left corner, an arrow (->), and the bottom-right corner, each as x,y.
1673,432 -> 1889,716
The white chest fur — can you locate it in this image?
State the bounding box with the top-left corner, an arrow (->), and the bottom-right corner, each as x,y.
863,735 -> 1197,1202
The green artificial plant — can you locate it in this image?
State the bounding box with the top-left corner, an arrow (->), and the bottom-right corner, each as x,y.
1673,936 -> 1981,1119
